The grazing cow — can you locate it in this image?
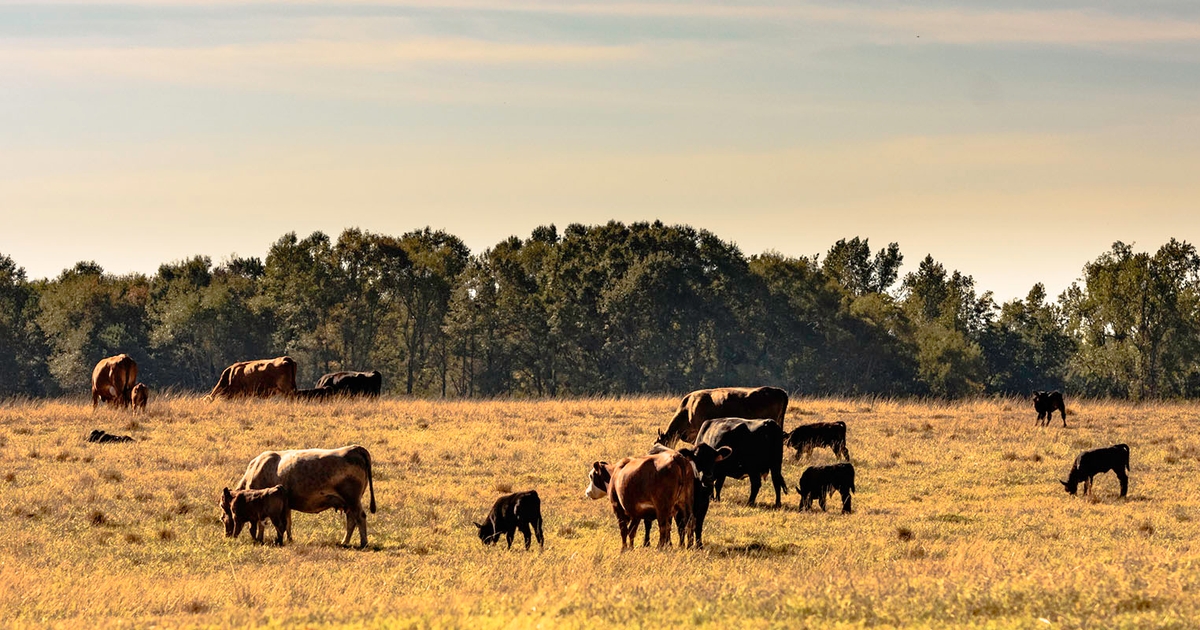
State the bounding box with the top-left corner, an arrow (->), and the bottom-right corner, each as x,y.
1062,444 -> 1129,497
86,429 -> 133,443
696,418 -> 787,507
786,421 -> 850,460
796,463 -> 856,514
589,444 -> 730,550
475,490 -> 544,550
206,357 -> 297,400
315,371 -> 383,397
91,354 -> 138,409
229,445 -> 376,548
656,386 -> 788,447
220,485 -> 290,545
1033,391 -> 1067,427
585,450 -> 695,550
130,383 -> 148,412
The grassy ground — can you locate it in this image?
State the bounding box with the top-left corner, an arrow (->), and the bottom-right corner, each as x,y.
1,395 -> 1198,629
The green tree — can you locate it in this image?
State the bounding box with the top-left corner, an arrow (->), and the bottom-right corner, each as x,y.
0,253 -> 50,396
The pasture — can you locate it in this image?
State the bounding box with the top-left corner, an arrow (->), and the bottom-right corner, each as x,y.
1,396 -> 1198,628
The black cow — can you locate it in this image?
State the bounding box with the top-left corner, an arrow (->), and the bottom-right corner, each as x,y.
786,421 -> 850,460
294,387 -> 334,401
1033,391 -> 1067,427
1062,444 -> 1129,497
87,429 -> 134,443
796,463 -> 855,513
316,371 -> 383,397
696,418 -> 787,507
475,490 -> 544,550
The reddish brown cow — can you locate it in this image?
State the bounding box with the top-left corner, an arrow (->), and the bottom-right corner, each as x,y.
657,386 -> 788,447
586,450 -> 695,550
131,383 -> 148,413
206,357 -> 297,400
91,354 -> 138,409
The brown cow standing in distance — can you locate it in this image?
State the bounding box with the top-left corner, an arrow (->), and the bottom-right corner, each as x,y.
91,354 -> 138,409
656,386 -> 788,447
131,383 -> 148,412
206,357 -> 297,400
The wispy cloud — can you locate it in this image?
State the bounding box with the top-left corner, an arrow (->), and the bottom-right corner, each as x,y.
7,1 -> 1200,45
0,37 -> 642,85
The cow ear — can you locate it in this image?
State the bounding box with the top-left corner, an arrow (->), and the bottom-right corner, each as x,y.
473,521 -> 484,530
715,446 -> 733,462
677,447 -> 695,460
222,487 -> 232,501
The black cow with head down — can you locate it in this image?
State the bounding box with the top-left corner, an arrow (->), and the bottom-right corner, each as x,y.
696,418 -> 787,507
1062,444 -> 1129,498
1033,391 -> 1067,427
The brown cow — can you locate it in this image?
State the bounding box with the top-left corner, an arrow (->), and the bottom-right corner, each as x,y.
586,450 -> 695,550
229,445 -> 376,548
220,485 -> 290,545
656,386 -> 788,447
91,354 -> 138,409
131,383 -> 148,412
206,357 -> 297,400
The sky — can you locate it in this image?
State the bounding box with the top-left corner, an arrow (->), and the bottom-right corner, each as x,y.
1,0 -> 1198,302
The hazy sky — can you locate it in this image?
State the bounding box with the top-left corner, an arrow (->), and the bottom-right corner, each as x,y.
2,1 -> 1198,301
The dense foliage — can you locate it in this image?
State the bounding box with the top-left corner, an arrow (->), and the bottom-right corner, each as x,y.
2,223 -> 1198,398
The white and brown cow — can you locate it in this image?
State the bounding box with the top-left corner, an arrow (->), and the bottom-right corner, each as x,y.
226,445 -> 376,548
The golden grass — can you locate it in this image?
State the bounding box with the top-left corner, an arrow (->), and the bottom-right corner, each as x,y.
2,395 -> 1199,628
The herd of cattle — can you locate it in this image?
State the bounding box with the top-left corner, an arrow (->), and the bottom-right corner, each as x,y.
86,354 -> 1131,551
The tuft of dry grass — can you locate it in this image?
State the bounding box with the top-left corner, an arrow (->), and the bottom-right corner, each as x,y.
2,396 -> 1200,627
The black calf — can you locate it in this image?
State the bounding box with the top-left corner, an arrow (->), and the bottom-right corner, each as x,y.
1062,444 -> 1129,497
1033,391 -> 1067,427
786,421 -> 850,460
796,463 -> 855,514
475,490 -> 544,550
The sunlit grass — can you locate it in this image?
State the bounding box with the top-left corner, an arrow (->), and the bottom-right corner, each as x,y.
1,395 -> 1197,628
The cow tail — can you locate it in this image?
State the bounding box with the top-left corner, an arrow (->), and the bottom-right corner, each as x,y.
360,447 -> 377,514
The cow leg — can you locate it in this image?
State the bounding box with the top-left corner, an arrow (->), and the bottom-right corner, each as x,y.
818,492 -> 828,512
771,467 -> 786,507
534,517 -> 544,550
747,474 -> 762,506
841,490 -> 853,514
505,529 -> 515,549
714,477 -> 725,502
839,443 -> 851,461
640,518 -> 652,547
618,517 -> 632,551
1116,470 -> 1129,498
357,509 -> 369,549
1060,407 -> 1067,427
271,514 -> 287,545
340,510 -> 356,546
286,509 -> 293,542
518,522 -> 533,550
656,513 -> 672,549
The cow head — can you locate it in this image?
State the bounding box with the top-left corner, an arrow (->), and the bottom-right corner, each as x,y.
585,461 -> 611,500
474,519 -> 501,545
1060,478 -> 1079,495
219,488 -> 236,537
677,444 -> 732,491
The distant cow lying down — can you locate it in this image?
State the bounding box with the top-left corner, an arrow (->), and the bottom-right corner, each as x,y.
1062,444 -> 1129,497
1033,391 -> 1067,427
796,463 -> 855,514
475,490 -> 544,550
221,485 -> 290,545
786,421 -> 850,460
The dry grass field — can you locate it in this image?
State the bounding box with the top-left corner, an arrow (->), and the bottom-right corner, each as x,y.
2,395 -> 1199,628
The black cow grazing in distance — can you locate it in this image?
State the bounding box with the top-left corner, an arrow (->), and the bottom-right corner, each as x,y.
1033,391 -> 1067,427
294,387 -> 334,401
316,371 -> 383,397
1062,444 -> 1130,498
786,421 -> 850,460
696,418 -> 787,507
796,463 -> 856,514
475,490 -> 544,550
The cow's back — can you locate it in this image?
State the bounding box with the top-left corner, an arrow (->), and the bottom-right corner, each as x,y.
274,446 -> 370,512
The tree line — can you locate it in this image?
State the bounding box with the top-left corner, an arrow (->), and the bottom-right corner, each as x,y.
2,222 -> 1198,400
